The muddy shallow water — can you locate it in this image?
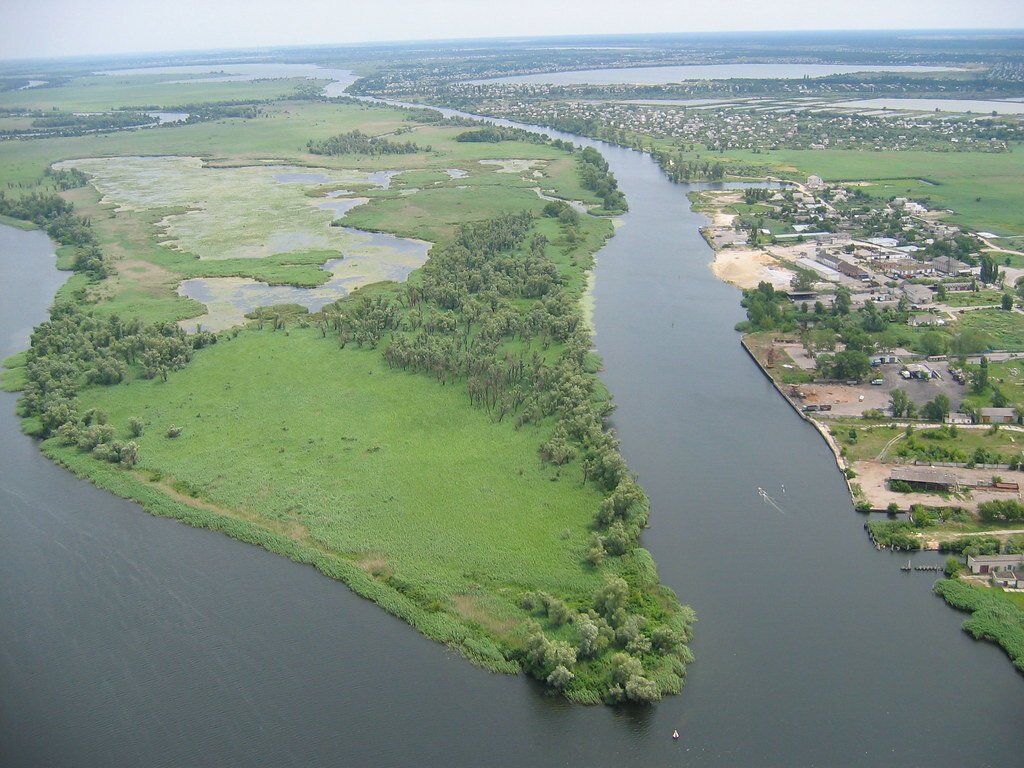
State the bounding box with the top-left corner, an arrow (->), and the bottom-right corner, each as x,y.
54,155 -> 432,329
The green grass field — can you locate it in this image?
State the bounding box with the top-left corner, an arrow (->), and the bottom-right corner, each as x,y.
73,329 -> 608,600
0,74 -> 320,112
958,309 -> 1024,351
941,291 -> 1004,308
836,420 -> 1024,464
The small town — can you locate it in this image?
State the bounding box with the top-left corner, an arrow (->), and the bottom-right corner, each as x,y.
700,175 -> 1024,566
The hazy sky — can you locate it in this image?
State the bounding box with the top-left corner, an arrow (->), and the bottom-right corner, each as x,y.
3,0 -> 1024,61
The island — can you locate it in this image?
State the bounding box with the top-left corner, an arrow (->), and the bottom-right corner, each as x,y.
0,62 -> 693,705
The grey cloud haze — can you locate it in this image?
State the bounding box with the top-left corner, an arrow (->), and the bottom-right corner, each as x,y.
3,0 -> 1024,60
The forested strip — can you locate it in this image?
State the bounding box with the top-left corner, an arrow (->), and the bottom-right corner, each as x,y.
455,125 -> 547,144
576,146 -> 627,213
306,129 -> 428,156
319,208 -> 692,703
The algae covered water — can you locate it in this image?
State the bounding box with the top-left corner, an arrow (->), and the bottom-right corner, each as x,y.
1,77 -> 1022,767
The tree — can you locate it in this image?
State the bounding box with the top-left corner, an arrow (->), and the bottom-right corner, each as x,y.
833,287 -> 852,316
1003,293 -> 1014,311
825,350 -> 871,381
919,331 -> 948,357
593,576 -> 629,618
790,270 -> 815,292
890,388 -> 911,418
922,394 -> 950,422
951,329 -> 990,356
576,613 -> 606,658
972,356 -> 989,394
546,665 -> 575,690
979,253 -> 998,284
841,327 -> 874,354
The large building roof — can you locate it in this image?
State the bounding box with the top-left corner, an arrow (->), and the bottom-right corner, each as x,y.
890,467 -> 960,487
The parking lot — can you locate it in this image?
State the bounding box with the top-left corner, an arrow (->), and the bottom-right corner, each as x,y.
792,362 -> 967,418
867,362 -> 968,413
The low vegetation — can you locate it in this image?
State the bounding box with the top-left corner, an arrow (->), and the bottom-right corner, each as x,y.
934,578 -> 1024,672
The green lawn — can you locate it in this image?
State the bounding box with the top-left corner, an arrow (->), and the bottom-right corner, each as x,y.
941,291 -> 1004,308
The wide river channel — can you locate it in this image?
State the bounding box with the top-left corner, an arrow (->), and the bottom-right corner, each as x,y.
1,70 -> 1021,767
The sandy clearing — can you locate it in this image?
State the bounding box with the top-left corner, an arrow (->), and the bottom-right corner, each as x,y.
711,247 -> 794,290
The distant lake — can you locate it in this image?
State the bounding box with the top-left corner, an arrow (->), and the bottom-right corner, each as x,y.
832,98 -> 1024,115
470,64 -> 960,85
98,64 -> 360,97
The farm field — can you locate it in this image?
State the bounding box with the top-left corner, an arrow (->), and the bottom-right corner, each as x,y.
957,309 -> 1024,351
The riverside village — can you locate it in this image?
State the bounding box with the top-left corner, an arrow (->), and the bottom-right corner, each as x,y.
699,176 -> 1024,579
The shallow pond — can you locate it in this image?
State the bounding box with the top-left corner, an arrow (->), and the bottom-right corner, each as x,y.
53,156 -> 429,329
178,232 -> 429,331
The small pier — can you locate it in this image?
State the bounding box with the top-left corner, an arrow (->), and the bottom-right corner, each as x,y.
900,561 -> 942,572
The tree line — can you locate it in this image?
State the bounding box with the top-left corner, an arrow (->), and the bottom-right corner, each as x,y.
307,129 -> 428,156
455,125 -> 547,144
0,191 -> 112,279
577,146 -> 627,213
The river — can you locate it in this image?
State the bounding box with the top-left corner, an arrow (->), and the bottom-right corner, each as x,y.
1,68 -> 1021,768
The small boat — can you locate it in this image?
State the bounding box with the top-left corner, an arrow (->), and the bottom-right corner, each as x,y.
672,730 -> 680,740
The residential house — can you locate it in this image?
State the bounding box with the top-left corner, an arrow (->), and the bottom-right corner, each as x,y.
991,571 -> 1024,589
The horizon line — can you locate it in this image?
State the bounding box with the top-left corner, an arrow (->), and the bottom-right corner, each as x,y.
3,27 -> 1024,67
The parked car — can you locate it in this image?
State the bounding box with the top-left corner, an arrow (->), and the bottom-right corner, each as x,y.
870,378 -> 884,385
